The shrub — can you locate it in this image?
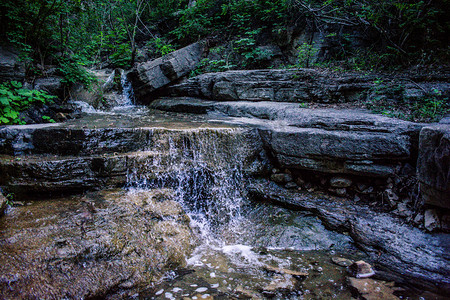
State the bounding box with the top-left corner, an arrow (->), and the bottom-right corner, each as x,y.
0,81 -> 56,125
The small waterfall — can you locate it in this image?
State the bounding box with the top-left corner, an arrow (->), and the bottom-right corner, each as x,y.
119,69 -> 135,107
126,128 -> 247,240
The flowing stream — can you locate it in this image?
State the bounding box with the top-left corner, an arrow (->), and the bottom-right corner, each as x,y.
1,78 -> 429,299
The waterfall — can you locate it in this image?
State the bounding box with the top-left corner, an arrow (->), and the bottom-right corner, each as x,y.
119,69 -> 135,107
126,128 -> 248,240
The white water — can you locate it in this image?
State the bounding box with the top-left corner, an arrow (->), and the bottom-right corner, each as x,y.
71,69 -> 137,114
125,128 -> 356,299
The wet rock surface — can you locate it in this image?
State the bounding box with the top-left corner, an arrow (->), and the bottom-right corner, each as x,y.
248,179 -> 450,294
0,188 -> 196,299
0,110 -> 267,196
348,277 -> 400,300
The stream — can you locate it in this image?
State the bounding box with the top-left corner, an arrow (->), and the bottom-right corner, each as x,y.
0,75 -> 444,299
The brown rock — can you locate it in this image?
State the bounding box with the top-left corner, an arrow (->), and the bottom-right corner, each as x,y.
332,257 -> 353,267
348,277 -> 400,300
263,264 -> 308,277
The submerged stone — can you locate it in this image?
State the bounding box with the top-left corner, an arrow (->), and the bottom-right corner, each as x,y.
348,277 -> 400,300
0,189 -> 197,298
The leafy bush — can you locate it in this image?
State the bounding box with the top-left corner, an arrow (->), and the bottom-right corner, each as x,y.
295,42 -> 319,68
366,81 -> 449,122
147,37 -> 175,57
58,56 -> 96,88
0,81 -> 56,125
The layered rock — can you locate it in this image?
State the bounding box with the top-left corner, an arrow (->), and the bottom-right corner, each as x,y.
417,124 -> 450,209
0,45 -> 25,82
248,179 -> 450,294
0,115 -> 267,196
151,98 -> 423,177
163,69 -> 450,104
129,42 -> 206,102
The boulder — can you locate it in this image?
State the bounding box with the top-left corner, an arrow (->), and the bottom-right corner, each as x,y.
129,42 -> 206,102
0,45 -> 25,82
33,76 -> 63,95
417,124 -> 450,209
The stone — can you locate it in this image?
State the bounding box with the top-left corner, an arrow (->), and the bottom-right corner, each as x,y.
0,45 -> 25,82
393,202 -> 412,218
0,189 -> 197,299
384,189 -> 399,206
331,257 -> 353,267
424,209 -> 441,232
350,261 -> 375,278
413,213 -> 424,226
129,42 -> 206,102
330,176 -> 352,188
165,69 -> 374,103
151,98 -> 423,178
0,117 -> 265,195
247,180 -> 450,294
262,274 -> 297,295
0,192 -> 7,216
33,76 -> 63,95
285,182 -> 298,189
417,124 -> 450,209
348,277 -> 400,300
263,264 -> 308,277
270,173 -> 292,184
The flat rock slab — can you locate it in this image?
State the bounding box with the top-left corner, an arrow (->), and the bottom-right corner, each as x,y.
164,69 -> 450,104
0,189 -> 196,298
151,98 -> 424,177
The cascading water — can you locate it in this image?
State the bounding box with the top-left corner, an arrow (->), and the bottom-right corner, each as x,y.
126,128 -> 246,239
125,128 -> 357,299
118,69 -> 136,107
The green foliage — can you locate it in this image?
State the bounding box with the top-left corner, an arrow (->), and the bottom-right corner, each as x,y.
58,57 -> 96,88
148,38 -> 175,57
109,43 -> 133,69
295,42 -> 319,68
366,81 -> 449,123
0,81 -> 56,125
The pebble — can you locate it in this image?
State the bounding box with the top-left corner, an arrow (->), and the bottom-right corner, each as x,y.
332,257 -> 353,267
